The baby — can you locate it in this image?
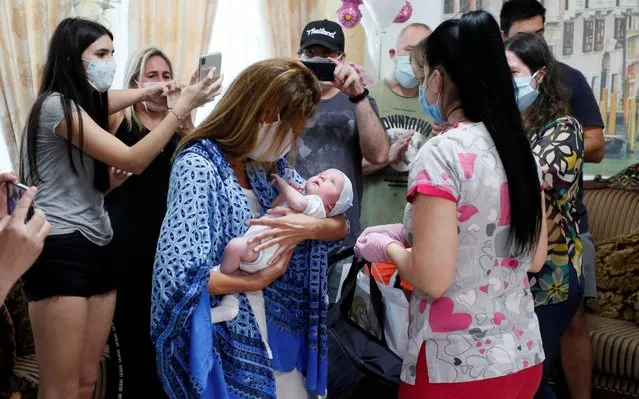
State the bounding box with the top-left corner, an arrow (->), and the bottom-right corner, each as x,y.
211,168 -> 353,323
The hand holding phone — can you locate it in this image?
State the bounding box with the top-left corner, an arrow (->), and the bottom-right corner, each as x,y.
0,181 -> 50,293
302,59 -> 336,82
6,182 -> 35,221
328,59 -> 365,97
198,52 -> 222,82
0,172 -> 17,218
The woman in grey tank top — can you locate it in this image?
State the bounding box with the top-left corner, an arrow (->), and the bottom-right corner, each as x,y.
19,18 -> 222,398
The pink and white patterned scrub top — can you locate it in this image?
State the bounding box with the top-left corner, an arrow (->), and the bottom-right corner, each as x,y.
401,122 -> 545,384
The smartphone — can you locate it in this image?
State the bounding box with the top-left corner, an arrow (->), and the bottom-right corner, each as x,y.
198,52 -> 222,82
302,60 -> 336,82
6,182 -> 34,220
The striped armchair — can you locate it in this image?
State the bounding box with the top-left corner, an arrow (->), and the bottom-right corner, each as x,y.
583,179 -> 639,399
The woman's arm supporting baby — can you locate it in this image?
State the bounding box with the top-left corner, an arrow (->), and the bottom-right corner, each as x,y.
220,176 -> 309,275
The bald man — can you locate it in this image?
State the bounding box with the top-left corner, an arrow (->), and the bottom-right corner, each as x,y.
361,23 -> 433,229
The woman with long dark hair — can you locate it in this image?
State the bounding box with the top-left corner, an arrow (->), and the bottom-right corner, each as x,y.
354,11 -> 548,398
20,18 -> 221,398
506,32 -> 584,399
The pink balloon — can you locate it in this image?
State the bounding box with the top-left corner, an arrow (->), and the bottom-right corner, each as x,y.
394,0 -> 413,23
338,0 -> 363,29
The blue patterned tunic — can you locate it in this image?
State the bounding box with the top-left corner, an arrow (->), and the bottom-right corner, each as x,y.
151,139 -> 331,399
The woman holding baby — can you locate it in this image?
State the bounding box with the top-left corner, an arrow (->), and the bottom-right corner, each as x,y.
151,58 -> 349,399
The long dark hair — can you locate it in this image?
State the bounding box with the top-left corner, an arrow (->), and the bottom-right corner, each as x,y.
22,18 -> 111,192
505,32 -> 571,136
413,11 -> 542,254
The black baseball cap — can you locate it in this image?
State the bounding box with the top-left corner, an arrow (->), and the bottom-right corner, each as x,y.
299,19 -> 345,54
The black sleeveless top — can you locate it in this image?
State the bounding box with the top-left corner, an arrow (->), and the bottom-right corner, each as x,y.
105,120 -> 180,273
105,119 -> 177,399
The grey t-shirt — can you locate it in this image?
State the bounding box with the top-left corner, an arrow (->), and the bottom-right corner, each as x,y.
294,92 -> 377,251
25,93 -> 112,245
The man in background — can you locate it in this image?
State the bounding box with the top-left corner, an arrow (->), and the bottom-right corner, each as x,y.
361,22 -> 433,229
500,1 -> 606,398
294,19 -> 389,302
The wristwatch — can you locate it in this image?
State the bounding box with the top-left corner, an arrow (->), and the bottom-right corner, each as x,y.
348,88 -> 369,104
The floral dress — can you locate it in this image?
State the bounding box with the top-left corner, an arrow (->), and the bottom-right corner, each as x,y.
528,116 -> 584,306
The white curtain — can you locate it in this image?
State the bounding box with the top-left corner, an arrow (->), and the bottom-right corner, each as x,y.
194,0 -> 274,125
0,0 -> 129,172
128,0 -> 218,85
265,0 -> 318,58
0,0 -> 71,170
0,139 -> 11,171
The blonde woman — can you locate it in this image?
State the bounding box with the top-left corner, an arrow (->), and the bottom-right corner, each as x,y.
105,46 -> 188,398
151,58 -> 349,398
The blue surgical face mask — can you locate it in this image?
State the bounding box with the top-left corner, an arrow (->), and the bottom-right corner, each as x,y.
418,75 -> 446,124
394,55 -> 419,89
514,71 -> 541,112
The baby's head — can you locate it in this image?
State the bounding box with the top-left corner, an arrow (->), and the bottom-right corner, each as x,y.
306,168 -> 353,217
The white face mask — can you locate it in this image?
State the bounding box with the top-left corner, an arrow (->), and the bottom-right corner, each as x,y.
248,115 -> 294,162
83,58 -> 116,92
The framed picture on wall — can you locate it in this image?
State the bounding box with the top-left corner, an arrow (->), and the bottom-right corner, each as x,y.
614,17 -> 627,50
583,20 -> 594,53
594,19 -> 605,51
563,21 -> 574,56
611,73 -> 619,93
444,0 -> 454,14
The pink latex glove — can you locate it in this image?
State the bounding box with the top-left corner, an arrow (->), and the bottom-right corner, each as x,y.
359,223 -> 405,244
354,232 -> 400,263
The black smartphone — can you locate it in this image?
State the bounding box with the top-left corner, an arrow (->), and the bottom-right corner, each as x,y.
6,182 -> 34,220
302,60 -> 336,82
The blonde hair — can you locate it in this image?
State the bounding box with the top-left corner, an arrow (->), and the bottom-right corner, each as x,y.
410,38 -> 427,71
177,58 -> 321,162
122,46 -> 174,130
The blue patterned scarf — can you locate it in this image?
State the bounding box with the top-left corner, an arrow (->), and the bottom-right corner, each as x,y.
151,139 -> 330,399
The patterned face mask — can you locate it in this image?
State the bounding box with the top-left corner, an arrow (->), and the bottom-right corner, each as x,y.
83,58 -> 116,92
